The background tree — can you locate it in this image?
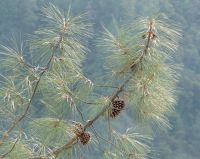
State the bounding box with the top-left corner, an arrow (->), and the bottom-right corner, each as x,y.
0,2 -> 182,159
0,0 -> 37,40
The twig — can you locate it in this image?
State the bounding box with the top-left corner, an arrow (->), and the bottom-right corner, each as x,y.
75,105 -> 86,122
94,84 -> 118,89
121,18 -> 155,73
74,96 -> 101,105
84,77 -> 131,130
0,132 -> 21,158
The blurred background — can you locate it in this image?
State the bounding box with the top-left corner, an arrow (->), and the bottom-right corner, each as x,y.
0,0 -> 199,158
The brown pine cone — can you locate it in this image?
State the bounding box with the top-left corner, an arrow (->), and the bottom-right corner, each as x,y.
79,132 -> 91,145
110,98 -> 125,118
112,98 -> 125,110
110,109 -> 121,118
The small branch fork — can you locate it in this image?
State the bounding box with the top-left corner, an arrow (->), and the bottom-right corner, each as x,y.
37,18 -> 155,158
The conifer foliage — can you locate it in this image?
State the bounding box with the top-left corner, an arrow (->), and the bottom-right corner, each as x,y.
0,3 -> 181,159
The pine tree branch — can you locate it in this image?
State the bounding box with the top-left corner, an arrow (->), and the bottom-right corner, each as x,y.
93,19 -> 155,125
35,77 -> 132,159
118,19 -> 154,74
84,77 -> 132,130
1,47 -> 56,143
31,18 -> 155,159
10,55 -> 53,130
130,18 -> 154,71
30,77 -> 131,159
1,27 -> 70,140
75,105 -> 86,122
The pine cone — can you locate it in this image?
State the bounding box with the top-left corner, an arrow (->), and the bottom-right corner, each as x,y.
112,98 -> 125,110
79,132 -> 91,145
110,109 -> 121,118
110,98 -> 125,118
74,123 -> 91,145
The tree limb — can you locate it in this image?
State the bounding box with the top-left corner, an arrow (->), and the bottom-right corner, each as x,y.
1,46 -> 56,142
30,18 -> 155,159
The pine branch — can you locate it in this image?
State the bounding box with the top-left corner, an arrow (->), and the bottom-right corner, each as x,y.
1,47 -> 55,142
0,4 -> 93,159
42,78 -> 129,157
84,77 -> 131,130
0,15 -> 73,142
122,18 -> 155,73
30,18 -> 157,159
31,77 -> 131,159
0,3 -> 180,157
